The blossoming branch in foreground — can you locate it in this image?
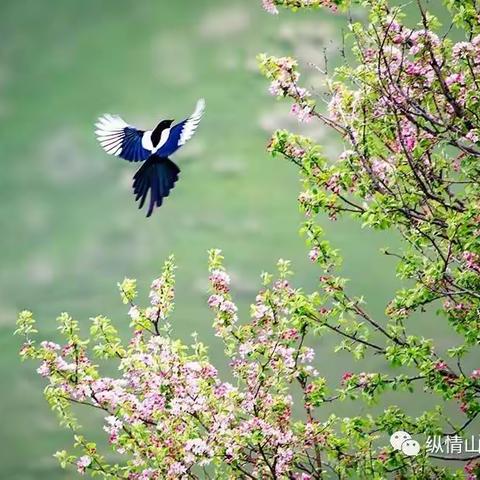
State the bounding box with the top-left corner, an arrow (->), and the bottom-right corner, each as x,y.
262,0 -> 342,15
15,253 -> 333,478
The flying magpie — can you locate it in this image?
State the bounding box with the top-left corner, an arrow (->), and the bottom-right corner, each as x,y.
95,98 -> 205,217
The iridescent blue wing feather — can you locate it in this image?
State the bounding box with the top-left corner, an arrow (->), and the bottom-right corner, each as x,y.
95,114 -> 151,162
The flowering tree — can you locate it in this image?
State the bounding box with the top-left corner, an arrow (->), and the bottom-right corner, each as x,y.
16,0 -> 480,478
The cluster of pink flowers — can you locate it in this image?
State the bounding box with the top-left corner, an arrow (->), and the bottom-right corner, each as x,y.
434,360 -> 448,372
259,54 -> 314,123
207,267 -> 238,336
341,371 -> 353,385
291,103 -> 313,123
262,0 -> 279,14
465,129 -> 479,143
262,0 -> 339,14
147,276 -> 174,321
452,40 -> 478,61
76,455 -> 91,475
465,459 -> 480,480
463,251 -> 480,273
283,142 -> 306,159
397,120 -> 417,153
205,254 -> 323,475
316,12 -> 480,222
409,29 -> 440,55
208,269 -> 230,292
357,372 -> 374,388
325,172 -> 341,194
297,190 -> 315,217
371,158 -> 394,182
308,247 -> 320,262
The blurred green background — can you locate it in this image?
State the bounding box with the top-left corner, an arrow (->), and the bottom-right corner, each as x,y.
0,1 -> 462,479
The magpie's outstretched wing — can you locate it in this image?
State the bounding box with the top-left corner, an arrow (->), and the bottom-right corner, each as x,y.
156,98 -> 205,157
95,114 -> 151,162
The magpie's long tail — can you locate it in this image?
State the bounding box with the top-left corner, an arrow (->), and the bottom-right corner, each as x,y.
132,156 -> 180,217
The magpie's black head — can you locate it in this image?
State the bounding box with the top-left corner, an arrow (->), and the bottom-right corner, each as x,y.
157,119 -> 174,129
151,119 -> 174,146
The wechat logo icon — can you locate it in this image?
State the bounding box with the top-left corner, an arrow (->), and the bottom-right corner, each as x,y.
390,431 -> 420,457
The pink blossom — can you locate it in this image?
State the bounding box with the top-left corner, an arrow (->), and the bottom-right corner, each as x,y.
252,303 -> 272,320
36,361 -> 50,377
453,41 -> 474,59
277,56 -> 296,69
409,30 -> 440,55
325,173 -> 340,194
371,159 -> 394,181
471,369 -> 480,380
341,371 -> 353,385
381,46 -> 403,72
214,382 -> 234,398
219,300 -> 237,315
262,0 -> 279,15
300,347 -> 315,363
445,72 -> 464,86
185,438 -> 211,457
377,449 -> 389,463
150,278 -> 164,290
289,85 -> 310,100
40,341 -> 60,351
168,462 -> 186,476
144,307 -> 158,322
138,468 -> 156,480
465,130 -> 479,143
398,120 -> 417,152
276,346 -> 296,369
304,383 -> 315,394
357,372 -> 373,387
207,294 -> 223,309
434,360 -> 448,372
209,269 -> 231,292
269,79 -> 283,96
339,150 -> 355,161
184,361 -> 202,372
463,251 -> 480,273
308,247 -> 320,263
288,145 -> 306,158
76,455 -> 91,475
275,448 -> 294,475
239,341 -> 254,358
291,103 -> 313,123
104,415 -> 123,444
465,460 -> 480,480
282,328 -> 299,340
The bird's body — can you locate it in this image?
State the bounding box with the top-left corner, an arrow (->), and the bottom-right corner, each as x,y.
95,98 -> 205,216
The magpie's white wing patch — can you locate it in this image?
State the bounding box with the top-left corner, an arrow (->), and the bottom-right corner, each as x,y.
179,98 -> 206,146
95,115 -> 151,162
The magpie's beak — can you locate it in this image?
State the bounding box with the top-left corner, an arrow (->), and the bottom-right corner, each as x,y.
168,119 -> 174,126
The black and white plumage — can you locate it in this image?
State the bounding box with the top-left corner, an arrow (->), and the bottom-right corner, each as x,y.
95,98 -> 205,217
